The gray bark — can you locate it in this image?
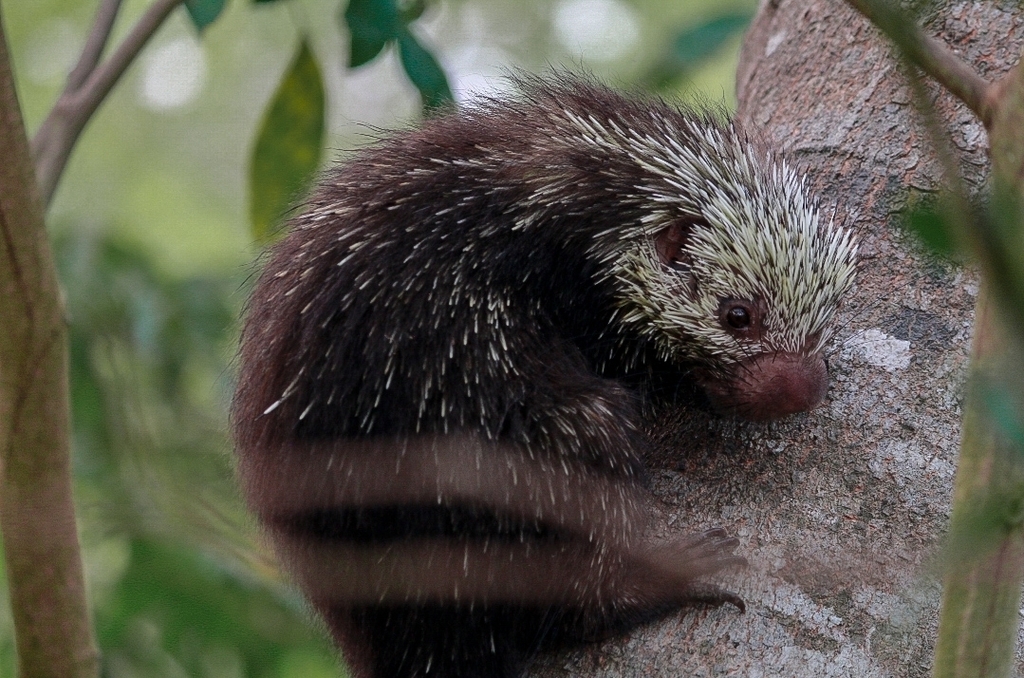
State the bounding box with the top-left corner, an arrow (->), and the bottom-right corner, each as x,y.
532,0 -> 1024,676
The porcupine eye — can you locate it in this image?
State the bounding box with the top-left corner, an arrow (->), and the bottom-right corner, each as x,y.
726,307 -> 750,328
718,300 -> 758,334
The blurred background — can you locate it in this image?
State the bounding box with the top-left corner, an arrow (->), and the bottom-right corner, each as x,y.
1,0 -> 753,675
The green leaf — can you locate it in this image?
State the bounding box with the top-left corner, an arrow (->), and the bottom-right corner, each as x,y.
397,29 -> 453,112
398,0 -> 427,23
669,13 -> 751,67
980,379 -> 1024,453
902,199 -> 958,258
943,487 -> 1024,566
184,0 -> 227,31
344,0 -> 400,67
249,40 -> 325,243
644,12 -> 751,89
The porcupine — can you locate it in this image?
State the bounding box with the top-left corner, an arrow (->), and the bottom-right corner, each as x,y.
232,75 -> 858,678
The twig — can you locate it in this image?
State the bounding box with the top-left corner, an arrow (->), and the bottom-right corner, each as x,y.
66,0 -> 123,91
31,0 -> 184,207
845,0 -> 994,127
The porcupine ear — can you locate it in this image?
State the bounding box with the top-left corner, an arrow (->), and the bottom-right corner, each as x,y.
653,220 -> 702,299
654,222 -> 688,267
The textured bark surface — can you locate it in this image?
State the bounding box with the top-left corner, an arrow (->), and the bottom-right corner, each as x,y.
531,0 -> 1024,676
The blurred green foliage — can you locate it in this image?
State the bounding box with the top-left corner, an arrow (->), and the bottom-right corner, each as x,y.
50,229 -> 343,677
0,0 -> 751,674
97,538 -> 338,678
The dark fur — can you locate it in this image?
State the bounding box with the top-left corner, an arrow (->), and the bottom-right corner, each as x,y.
234,78 -> 751,678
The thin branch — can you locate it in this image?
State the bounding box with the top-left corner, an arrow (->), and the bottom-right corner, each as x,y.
845,0 -> 994,127
31,0 -> 185,207
903,64 -> 978,250
72,0 -> 184,131
66,0 -> 123,91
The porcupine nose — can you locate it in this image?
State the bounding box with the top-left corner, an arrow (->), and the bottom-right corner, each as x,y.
702,352 -> 829,421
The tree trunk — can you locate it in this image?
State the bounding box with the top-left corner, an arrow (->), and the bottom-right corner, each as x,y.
532,0 -> 1024,675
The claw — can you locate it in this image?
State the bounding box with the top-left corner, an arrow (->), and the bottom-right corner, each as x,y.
682,582 -> 746,612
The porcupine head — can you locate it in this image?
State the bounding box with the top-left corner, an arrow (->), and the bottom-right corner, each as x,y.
564,101 -> 859,420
